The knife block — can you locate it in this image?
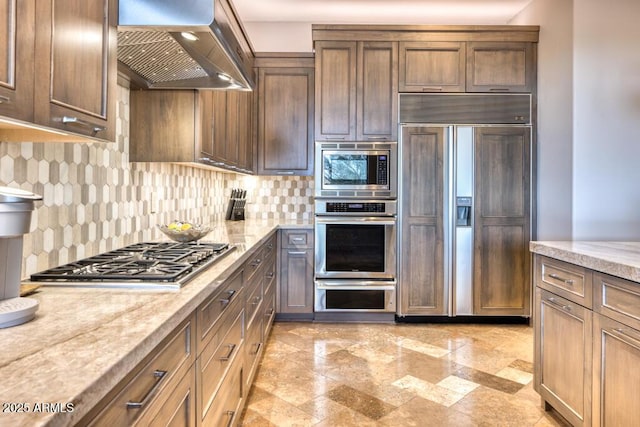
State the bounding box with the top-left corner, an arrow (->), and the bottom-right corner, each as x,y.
231,204 -> 245,221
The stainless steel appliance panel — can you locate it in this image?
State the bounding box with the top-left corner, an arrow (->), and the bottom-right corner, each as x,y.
314,141 -> 398,199
314,280 -> 397,312
315,216 -> 397,280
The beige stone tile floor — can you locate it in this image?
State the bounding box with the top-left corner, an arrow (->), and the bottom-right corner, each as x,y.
240,322 -> 570,427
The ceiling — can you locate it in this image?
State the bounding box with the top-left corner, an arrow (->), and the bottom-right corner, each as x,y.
232,0 -> 534,25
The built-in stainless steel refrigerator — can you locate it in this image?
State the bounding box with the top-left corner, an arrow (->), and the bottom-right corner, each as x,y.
397,94 -> 533,317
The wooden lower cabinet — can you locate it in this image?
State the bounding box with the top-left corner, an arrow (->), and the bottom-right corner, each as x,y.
85,315 -> 196,426
278,229 -> 314,318
592,314 -> 640,427
534,288 -> 592,427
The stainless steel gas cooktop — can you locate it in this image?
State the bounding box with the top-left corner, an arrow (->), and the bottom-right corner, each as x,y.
29,241 -> 235,290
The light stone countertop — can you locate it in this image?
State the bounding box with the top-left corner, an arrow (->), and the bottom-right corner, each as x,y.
530,241 -> 640,283
0,219 -> 312,427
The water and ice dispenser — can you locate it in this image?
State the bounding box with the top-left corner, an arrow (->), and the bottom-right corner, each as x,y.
0,186 -> 42,328
456,197 -> 472,227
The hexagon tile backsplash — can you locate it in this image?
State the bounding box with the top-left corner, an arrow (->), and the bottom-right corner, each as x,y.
0,84 -> 313,279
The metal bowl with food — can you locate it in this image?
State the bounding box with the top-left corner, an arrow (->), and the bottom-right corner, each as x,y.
158,222 -> 212,243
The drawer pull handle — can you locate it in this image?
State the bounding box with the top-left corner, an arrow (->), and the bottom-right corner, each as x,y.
546,297 -> 572,312
265,308 -> 275,316
251,258 -> 262,267
61,116 -> 106,134
422,87 -> 443,92
219,289 -> 237,306
252,342 -> 262,355
266,272 -> 275,279
287,251 -> 307,256
292,237 -> 305,242
252,295 -> 262,305
226,411 -> 235,427
126,370 -> 168,410
548,273 -> 574,285
0,95 -> 11,104
219,343 -> 236,361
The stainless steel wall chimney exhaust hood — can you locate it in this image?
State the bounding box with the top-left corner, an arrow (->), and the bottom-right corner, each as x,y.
118,0 -> 255,90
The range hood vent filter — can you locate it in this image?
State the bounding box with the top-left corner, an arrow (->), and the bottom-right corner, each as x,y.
118,31 -> 207,83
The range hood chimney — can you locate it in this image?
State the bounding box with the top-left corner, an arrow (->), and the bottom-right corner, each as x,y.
118,0 -> 255,90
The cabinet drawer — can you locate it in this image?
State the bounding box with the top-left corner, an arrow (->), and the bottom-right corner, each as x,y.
535,255 -> 592,308
245,271 -> 263,329
263,279 -> 276,338
198,307 -> 244,421
244,314 -> 264,388
201,352 -> 244,427
197,268 -> 244,350
594,272 -> 640,330
89,315 -> 195,426
135,368 -> 196,427
281,229 -> 313,248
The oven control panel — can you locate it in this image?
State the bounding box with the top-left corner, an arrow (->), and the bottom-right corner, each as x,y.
326,202 -> 386,213
315,199 -> 397,216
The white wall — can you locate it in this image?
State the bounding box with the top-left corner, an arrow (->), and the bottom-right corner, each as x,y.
572,0 -> 640,240
244,22 -> 313,52
511,0 -> 574,240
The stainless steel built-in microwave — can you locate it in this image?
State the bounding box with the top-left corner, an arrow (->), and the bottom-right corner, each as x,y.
314,141 -> 397,199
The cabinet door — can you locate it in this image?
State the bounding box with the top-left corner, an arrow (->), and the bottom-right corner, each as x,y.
34,0 -> 116,141
257,66 -> 314,175
235,90 -> 254,173
399,126 -> 446,315
130,90 -> 196,163
466,42 -> 535,93
473,126 -> 530,316
535,289 -> 592,427
357,41 -> 398,141
593,314 -> 640,427
315,40 -> 356,141
279,248 -> 314,314
399,41 -> 465,93
0,0 -> 34,121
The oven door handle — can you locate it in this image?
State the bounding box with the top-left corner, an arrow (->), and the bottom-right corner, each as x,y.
316,284 -> 396,291
315,279 -> 396,290
314,217 -> 396,225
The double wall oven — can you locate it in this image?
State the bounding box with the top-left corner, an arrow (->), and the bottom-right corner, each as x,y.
314,142 -> 398,315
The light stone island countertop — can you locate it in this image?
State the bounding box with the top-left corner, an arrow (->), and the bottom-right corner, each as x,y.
530,241 -> 640,283
0,219 -> 312,427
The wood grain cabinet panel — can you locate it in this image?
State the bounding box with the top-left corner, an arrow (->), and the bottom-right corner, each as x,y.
466,42 -> 535,93
399,41 -> 466,93
357,41 -> 398,141
473,126 -> 530,315
257,64 -> 314,175
534,288 -> 592,427
278,229 -> 314,316
592,313 -> 640,427
399,127 -> 445,315
34,0 -> 117,141
315,40 -> 398,142
315,40 -> 357,141
0,0 -> 34,122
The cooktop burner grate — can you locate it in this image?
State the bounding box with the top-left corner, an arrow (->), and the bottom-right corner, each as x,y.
31,242 -> 231,283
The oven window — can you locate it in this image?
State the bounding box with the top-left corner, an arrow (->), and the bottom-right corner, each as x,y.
325,289 -> 386,310
325,224 -> 385,272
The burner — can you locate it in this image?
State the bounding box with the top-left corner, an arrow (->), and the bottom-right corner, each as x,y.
30,242 -> 233,285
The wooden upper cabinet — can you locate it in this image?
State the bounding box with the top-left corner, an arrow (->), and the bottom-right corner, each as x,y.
34,0 -> 117,142
257,64 -> 314,175
315,40 -> 397,142
399,41 -> 465,93
466,42 -> 535,93
0,0 -> 34,121
315,41 -> 357,141
200,90 -> 254,173
357,41 -> 398,141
